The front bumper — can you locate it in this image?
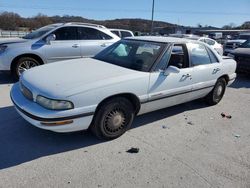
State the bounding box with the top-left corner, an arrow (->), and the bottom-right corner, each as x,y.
10,83 -> 94,133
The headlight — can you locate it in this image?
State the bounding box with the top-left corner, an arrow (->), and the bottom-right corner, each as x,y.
0,45 -> 7,53
36,95 -> 74,110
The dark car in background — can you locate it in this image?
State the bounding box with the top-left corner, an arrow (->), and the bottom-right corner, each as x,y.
228,40 -> 250,74
224,33 -> 250,55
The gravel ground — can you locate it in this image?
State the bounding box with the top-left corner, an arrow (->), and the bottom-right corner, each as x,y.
0,72 -> 250,188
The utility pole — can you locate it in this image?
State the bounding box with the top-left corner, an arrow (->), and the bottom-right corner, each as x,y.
151,0 -> 155,35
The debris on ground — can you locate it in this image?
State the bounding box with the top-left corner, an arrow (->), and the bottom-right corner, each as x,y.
210,117 -> 214,120
162,125 -> 170,129
187,121 -> 194,125
233,133 -> 241,138
221,113 -> 232,119
126,147 -> 139,153
221,113 -> 226,118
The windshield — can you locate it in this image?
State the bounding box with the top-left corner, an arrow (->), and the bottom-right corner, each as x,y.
22,25 -> 57,39
94,40 -> 165,72
238,35 -> 250,40
240,40 -> 250,48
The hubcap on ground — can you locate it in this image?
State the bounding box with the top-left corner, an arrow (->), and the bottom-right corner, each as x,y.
18,60 -> 38,76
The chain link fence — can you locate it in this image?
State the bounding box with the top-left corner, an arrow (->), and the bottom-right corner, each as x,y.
0,30 -> 29,38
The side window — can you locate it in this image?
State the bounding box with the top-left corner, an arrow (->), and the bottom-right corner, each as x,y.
187,43 -> 211,66
111,30 -> 120,37
53,27 -> 77,40
155,48 -> 171,71
121,31 -> 133,38
205,39 -> 215,46
167,44 -> 188,69
78,27 -> 113,40
207,48 -> 219,63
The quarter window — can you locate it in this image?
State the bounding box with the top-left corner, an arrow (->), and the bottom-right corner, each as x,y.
121,31 -> 133,38
187,43 -> 211,66
78,27 -> 112,40
53,27 -> 78,40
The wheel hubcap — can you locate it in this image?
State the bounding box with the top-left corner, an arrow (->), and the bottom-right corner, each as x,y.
216,85 -> 223,96
104,109 -> 126,133
18,60 -> 38,76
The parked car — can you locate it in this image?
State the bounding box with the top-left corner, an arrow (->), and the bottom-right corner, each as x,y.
223,33 -> 250,55
0,22 -> 120,79
109,29 -> 134,38
170,34 -> 223,55
185,36 -> 223,56
228,40 -> 250,74
11,37 -> 236,139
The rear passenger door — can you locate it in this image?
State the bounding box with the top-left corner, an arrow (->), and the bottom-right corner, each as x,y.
77,27 -> 114,57
186,42 -> 222,99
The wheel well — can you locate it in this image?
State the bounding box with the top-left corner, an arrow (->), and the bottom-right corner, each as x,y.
11,54 -> 44,71
96,93 -> 141,115
218,75 -> 229,84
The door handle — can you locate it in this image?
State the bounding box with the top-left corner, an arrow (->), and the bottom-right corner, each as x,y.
214,68 -> 220,71
183,73 -> 192,77
101,43 -> 107,47
72,44 -> 80,48
213,68 -> 221,73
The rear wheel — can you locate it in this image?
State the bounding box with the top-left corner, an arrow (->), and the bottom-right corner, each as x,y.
205,78 -> 226,105
12,57 -> 41,80
91,97 -> 135,140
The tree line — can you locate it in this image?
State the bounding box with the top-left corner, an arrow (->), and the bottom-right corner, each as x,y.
0,11 -> 249,32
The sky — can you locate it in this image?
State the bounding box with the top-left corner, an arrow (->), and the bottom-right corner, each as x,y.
0,0 -> 250,27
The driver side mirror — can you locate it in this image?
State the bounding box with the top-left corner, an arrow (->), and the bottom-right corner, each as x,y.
164,66 -> 180,76
45,34 -> 56,45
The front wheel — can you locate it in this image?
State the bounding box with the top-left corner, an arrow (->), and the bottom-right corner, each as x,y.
12,57 -> 40,80
91,97 -> 135,140
205,78 -> 226,105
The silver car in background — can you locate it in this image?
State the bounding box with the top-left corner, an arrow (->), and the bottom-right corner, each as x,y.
0,22 -> 120,79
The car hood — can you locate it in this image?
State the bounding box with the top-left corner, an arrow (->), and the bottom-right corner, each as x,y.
232,48 -> 250,56
0,37 -> 28,45
21,58 -> 146,98
226,39 -> 246,44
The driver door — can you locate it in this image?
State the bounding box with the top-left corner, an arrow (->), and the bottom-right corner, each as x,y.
44,26 -> 81,63
144,44 -> 193,112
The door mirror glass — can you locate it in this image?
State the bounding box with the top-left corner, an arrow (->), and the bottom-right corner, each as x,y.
45,34 -> 56,44
164,65 -> 180,76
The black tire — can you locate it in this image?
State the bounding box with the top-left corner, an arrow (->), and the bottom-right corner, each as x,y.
205,78 -> 226,105
12,57 -> 40,80
91,97 -> 135,140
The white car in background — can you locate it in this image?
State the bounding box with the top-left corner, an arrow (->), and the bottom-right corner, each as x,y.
109,29 -> 134,38
0,22 -> 120,79
186,36 -> 224,56
11,37 -> 236,139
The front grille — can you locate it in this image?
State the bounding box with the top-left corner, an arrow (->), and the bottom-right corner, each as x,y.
20,82 -> 33,101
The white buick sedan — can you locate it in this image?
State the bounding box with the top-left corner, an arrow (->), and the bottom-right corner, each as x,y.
11,37 -> 236,139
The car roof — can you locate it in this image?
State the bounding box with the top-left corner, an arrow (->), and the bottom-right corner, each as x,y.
109,28 -> 133,32
125,36 -> 195,43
